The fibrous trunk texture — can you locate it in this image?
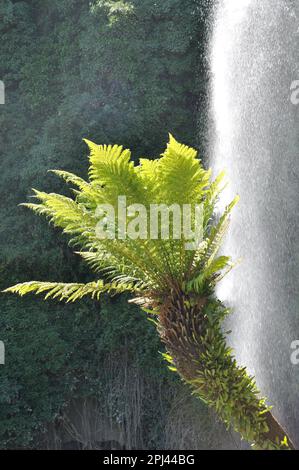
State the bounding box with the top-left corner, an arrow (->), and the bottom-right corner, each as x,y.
155,289 -> 295,450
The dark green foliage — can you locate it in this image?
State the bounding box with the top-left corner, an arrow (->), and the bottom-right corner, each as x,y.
0,0 -> 212,449
0,292 -> 173,448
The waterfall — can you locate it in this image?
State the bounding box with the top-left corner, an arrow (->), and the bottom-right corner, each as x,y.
209,0 -> 299,444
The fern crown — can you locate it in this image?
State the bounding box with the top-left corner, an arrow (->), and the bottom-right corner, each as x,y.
4,135 -> 238,302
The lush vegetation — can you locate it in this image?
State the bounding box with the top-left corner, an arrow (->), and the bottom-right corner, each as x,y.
0,0 -> 224,449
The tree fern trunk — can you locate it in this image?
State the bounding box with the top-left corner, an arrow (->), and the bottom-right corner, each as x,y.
155,290 -> 295,450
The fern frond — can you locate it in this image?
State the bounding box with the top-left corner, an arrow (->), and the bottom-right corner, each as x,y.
3,279 -> 136,302
49,170 -> 90,191
50,170 -> 106,209
156,134 -> 210,205
203,170 -> 227,230
186,255 -> 231,293
136,158 -> 160,201
202,196 -> 239,267
84,139 -> 143,206
24,189 -> 99,248
76,250 -> 133,279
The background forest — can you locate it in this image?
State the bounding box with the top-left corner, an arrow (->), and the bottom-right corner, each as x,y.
0,0 -> 241,449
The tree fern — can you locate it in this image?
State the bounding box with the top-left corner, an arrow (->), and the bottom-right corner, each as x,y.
3,135 -> 294,450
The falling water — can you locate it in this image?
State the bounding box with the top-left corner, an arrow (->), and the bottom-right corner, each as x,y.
209,0 -> 299,445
